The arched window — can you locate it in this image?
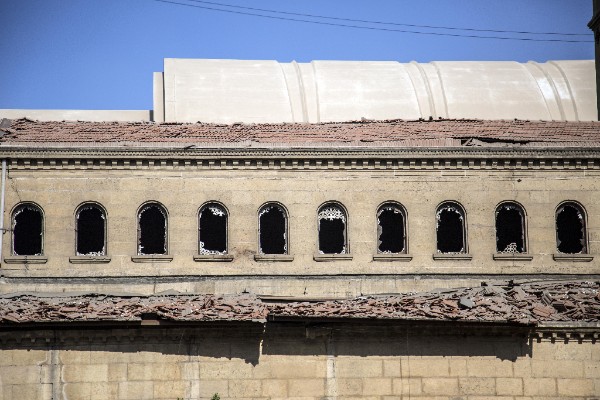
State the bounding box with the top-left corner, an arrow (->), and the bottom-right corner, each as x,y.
137,202 -> 167,255
377,202 -> 407,253
495,202 -> 527,253
436,202 -> 466,254
199,203 -> 228,255
318,202 -> 348,254
12,203 -> 44,256
258,203 -> 288,254
76,203 -> 106,256
556,202 -> 587,254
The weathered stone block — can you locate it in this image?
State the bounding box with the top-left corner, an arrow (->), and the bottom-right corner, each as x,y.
421,377 -> 459,395
458,377 -> 496,395
287,378 -> 325,397
496,377 -> 523,395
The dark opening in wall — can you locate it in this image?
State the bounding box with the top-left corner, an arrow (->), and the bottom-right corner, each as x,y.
199,204 -> 227,254
436,204 -> 464,253
556,203 -> 586,254
138,204 -> 167,255
496,203 -> 525,253
13,205 -> 43,256
378,205 -> 405,253
259,205 -> 286,254
76,205 -> 105,255
318,204 -> 346,254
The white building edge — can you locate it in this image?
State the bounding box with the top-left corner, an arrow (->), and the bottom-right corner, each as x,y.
0,58 -> 596,123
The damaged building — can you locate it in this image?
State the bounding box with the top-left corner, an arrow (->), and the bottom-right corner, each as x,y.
0,56 -> 599,399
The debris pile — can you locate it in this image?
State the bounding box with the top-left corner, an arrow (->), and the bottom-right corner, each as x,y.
0,281 -> 598,326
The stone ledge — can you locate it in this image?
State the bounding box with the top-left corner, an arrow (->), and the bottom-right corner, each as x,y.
432,253 -> 473,261
254,254 -> 294,262
553,254 -> 594,262
3,256 -> 48,264
493,253 -> 534,261
69,256 -> 111,264
131,255 -> 173,263
372,254 -> 412,262
313,253 -> 353,262
193,254 -> 234,262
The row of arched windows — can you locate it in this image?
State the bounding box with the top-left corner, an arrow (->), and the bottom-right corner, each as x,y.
10,200 -> 589,257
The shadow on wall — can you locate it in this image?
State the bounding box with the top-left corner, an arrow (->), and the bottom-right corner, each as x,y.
0,321 -> 532,364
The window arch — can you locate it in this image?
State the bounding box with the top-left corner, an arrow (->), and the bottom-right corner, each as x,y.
137,202 -> 167,255
12,202 -> 44,256
75,203 -> 107,256
436,202 -> 467,254
556,201 -> 587,254
258,203 -> 288,255
318,202 -> 348,254
198,202 -> 228,255
495,202 -> 527,253
377,202 -> 407,254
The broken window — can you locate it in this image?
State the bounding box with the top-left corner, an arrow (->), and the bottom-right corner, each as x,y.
199,203 -> 228,254
495,202 -> 526,253
318,203 -> 347,254
76,204 -> 106,256
436,202 -> 466,253
138,203 -> 167,255
12,203 -> 43,256
556,202 -> 587,254
377,203 -> 406,253
258,203 -> 287,254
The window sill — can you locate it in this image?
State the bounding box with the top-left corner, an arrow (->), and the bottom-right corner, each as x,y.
373,254 -> 412,262
254,254 -> 294,262
314,253 -> 353,261
69,256 -> 111,264
131,255 -> 173,263
3,256 -> 48,264
193,254 -> 234,262
432,253 -> 472,261
493,253 -> 533,261
553,254 -> 594,262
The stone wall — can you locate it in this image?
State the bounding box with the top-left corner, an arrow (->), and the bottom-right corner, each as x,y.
0,323 -> 598,399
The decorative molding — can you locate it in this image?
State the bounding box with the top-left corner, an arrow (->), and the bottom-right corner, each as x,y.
131,255 -> 173,263
432,253 -> 473,261
372,254 -> 413,262
193,254 -> 234,262
493,253 -> 534,261
254,254 -> 294,262
3,256 -> 48,264
553,254 -> 594,262
69,256 -> 111,264
313,253 -> 353,261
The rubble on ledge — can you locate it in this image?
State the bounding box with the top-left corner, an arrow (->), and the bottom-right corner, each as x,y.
0,281 -> 598,326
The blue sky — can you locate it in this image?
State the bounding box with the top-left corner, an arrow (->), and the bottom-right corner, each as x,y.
0,0 -> 594,110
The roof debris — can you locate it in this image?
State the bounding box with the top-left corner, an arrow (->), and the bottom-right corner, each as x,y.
0,281 -> 598,326
1,118 -> 600,147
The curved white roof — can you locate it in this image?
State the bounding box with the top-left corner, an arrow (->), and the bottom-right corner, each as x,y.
155,59 -> 596,123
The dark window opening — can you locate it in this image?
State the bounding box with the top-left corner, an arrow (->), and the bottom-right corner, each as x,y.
318,205 -> 346,254
138,205 -> 166,255
496,204 -> 525,253
436,204 -> 464,253
556,204 -> 586,254
378,205 -> 405,253
199,204 -> 227,254
259,205 -> 287,254
13,205 -> 43,256
76,206 -> 105,255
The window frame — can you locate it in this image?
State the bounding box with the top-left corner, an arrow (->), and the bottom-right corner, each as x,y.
136,201 -> 169,256
257,202 -> 290,255
74,201 -> 108,256
317,201 -> 349,255
198,201 -> 229,255
11,202 -> 45,256
376,201 -> 408,254
495,201 -> 528,254
555,200 -> 588,255
435,201 -> 468,255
